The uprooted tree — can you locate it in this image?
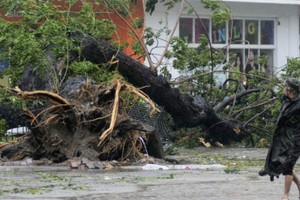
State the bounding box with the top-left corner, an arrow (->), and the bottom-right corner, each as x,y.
0,0 -> 285,162
3,77 -> 164,162
1,35 -> 246,162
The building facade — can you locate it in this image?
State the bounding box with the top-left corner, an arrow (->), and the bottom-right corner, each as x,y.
144,0 -> 300,80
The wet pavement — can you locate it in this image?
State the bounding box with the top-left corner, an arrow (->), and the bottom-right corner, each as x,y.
0,147 -> 299,200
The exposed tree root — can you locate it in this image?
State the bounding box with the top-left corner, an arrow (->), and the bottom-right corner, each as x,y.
0,132 -> 32,148
98,79 -> 122,146
1,77 -> 162,163
9,87 -> 70,105
98,78 -> 160,146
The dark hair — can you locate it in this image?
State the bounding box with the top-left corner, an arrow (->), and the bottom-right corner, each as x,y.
285,78 -> 300,96
234,53 -> 243,72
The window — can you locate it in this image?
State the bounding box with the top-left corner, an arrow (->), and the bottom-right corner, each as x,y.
229,20 -> 243,44
212,22 -> 226,44
179,18 -> 193,43
180,18 -> 275,45
228,48 -> 273,76
245,20 -> 258,44
179,18 -> 210,43
195,18 -> 209,43
261,20 -> 274,45
179,17 -> 275,74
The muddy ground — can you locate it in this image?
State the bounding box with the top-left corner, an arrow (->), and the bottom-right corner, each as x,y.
0,147 -> 298,200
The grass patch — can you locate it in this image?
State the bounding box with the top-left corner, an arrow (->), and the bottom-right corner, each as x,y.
119,173 -> 175,184
38,172 -> 69,182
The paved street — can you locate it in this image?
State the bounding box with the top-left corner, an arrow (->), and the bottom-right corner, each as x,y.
0,147 -> 299,200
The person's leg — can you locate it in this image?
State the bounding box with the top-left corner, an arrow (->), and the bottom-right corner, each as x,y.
292,173 -> 300,196
282,175 -> 293,199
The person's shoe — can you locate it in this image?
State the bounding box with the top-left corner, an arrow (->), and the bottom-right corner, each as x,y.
258,168 -> 268,176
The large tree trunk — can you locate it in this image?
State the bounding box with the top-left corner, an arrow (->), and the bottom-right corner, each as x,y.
80,37 -> 246,143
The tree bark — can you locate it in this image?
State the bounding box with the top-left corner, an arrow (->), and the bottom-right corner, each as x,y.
80,37 -> 247,143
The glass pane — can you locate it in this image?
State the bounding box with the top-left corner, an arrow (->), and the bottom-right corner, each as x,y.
259,49 -> 273,77
230,49 -> 244,72
245,20 -> 258,44
229,20 -> 243,44
195,18 -> 209,43
212,23 -> 226,44
245,49 -> 259,74
261,20 -> 274,44
179,18 -> 193,43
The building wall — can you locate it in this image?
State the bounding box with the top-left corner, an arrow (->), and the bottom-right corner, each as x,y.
52,0 -> 145,61
144,1 -> 300,79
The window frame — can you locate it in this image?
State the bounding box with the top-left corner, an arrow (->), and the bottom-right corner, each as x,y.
179,16 -> 276,74
179,16 -> 276,47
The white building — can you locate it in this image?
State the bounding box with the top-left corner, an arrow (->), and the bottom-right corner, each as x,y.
144,0 -> 300,81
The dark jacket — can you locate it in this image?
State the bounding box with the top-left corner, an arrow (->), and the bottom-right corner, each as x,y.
263,96 -> 300,178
